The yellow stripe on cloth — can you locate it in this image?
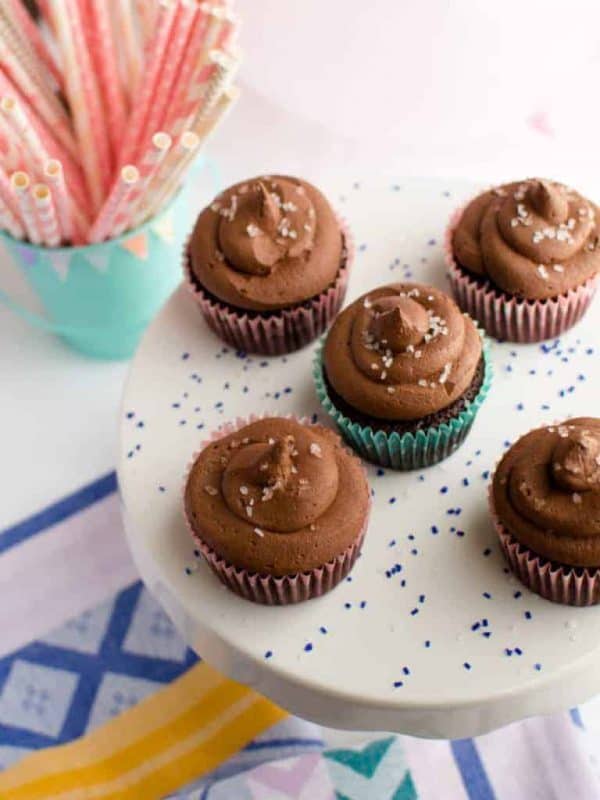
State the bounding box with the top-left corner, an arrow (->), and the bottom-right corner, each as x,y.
0,661 -> 287,800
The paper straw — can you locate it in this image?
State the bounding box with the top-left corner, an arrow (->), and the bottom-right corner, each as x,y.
88,0 -> 128,162
87,165 -> 140,244
0,37 -> 77,160
0,69 -> 91,216
46,0 -> 112,213
2,0 -> 63,89
139,130 -> 200,223
11,170 -> 41,244
141,0 -> 198,143
0,163 -> 24,219
0,195 -> 25,239
114,0 -> 142,105
0,111 -> 28,172
32,182 -> 60,246
128,131 -> 173,228
117,0 -> 178,167
0,9 -> 54,100
135,0 -> 159,46
44,159 -> 86,245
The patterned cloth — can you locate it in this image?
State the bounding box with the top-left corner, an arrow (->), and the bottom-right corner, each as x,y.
2,474 -> 600,799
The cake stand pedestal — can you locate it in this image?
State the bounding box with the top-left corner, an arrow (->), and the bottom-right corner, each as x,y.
118,177 -> 600,738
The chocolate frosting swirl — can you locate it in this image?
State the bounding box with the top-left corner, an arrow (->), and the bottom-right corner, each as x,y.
184,418 -> 370,575
492,418 -> 600,567
189,175 -> 344,311
323,283 -> 483,421
452,178 -> 600,300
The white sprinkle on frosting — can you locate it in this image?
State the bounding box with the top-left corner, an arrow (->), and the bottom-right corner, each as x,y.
253,527 -> 264,537
309,442 -> 322,458
246,223 -> 260,237
204,486 -> 218,496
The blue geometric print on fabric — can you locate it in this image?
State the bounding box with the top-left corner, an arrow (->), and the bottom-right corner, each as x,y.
0,472 -> 117,555
0,581 -> 198,752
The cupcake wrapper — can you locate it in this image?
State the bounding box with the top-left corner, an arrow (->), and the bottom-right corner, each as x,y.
444,205 -> 598,343
183,413 -> 370,605
489,489 -> 600,606
183,216 -> 354,356
313,336 -> 493,470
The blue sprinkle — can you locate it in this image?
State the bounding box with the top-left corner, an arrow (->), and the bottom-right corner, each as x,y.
284,387 -> 292,394
482,631 -> 492,639
483,592 -> 492,599
418,474 -> 425,482
126,411 -> 135,419
534,663 -> 542,671
428,238 -> 436,246
456,530 -> 465,538
410,548 -> 418,555
408,534 -> 415,541
403,666 -> 411,675
464,662 -> 472,671
377,468 -> 385,476
513,591 -> 522,599
524,611 -> 532,620
265,650 -> 273,659
358,243 -> 367,252
410,608 -> 419,616
431,525 -> 439,535
418,594 -> 425,603
181,352 -> 190,360
388,539 -> 396,547
135,444 -> 141,451
463,478 -> 470,487
193,549 -> 200,557
515,647 -> 523,655
320,626 -> 328,634
578,374 -> 586,382
158,485 -> 165,492
483,548 -> 492,556
360,601 -> 367,609
344,602 -> 352,609
471,622 -> 481,631
172,402 -> 180,408
482,619 -> 489,627
389,497 -> 397,504
179,420 -> 187,426
425,640 -> 431,648
440,486 -> 448,494
185,567 -> 192,575
393,680 -> 404,688
586,348 -> 594,355
516,403 -> 524,411
400,579 -> 406,587
505,648 -> 513,656
482,470 -> 490,480
304,643 -> 313,652
196,423 -> 204,430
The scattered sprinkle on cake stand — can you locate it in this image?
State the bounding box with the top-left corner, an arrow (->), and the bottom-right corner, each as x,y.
119,177 -> 600,738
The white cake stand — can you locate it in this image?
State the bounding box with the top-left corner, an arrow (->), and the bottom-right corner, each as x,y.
118,176 -> 600,739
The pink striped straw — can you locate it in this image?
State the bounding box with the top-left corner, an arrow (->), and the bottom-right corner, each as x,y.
140,0 -> 198,145
0,110 -> 28,172
2,0 -> 64,89
0,69 -> 91,216
0,194 -> 25,239
87,165 -> 140,244
46,0 -> 112,213
117,0 -> 179,168
114,0 -> 142,105
88,0 -> 128,163
32,182 -> 60,247
0,36 -> 77,160
135,0 -> 159,46
0,10 -> 54,100
0,162 -> 23,219
43,159 -> 84,245
128,131 -> 172,228
11,170 -> 41,244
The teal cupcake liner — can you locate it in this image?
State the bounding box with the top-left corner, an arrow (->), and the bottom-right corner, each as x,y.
312,335 -> 493,470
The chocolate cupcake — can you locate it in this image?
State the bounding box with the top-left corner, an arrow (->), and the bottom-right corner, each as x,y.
313,283 -> 492,470
184,417 -> 370,604
184,175 -> 352,355
445,178 -> 600,342
491,418 -> 600,605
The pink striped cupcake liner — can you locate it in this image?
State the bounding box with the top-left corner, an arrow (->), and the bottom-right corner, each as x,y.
444,205 -> 598,343
183,414 -> 371,605
183,216 -> 354,355
489,487 -> 600,606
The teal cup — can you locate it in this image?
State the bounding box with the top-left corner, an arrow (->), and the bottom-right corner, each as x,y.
0,161 -> 215,360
